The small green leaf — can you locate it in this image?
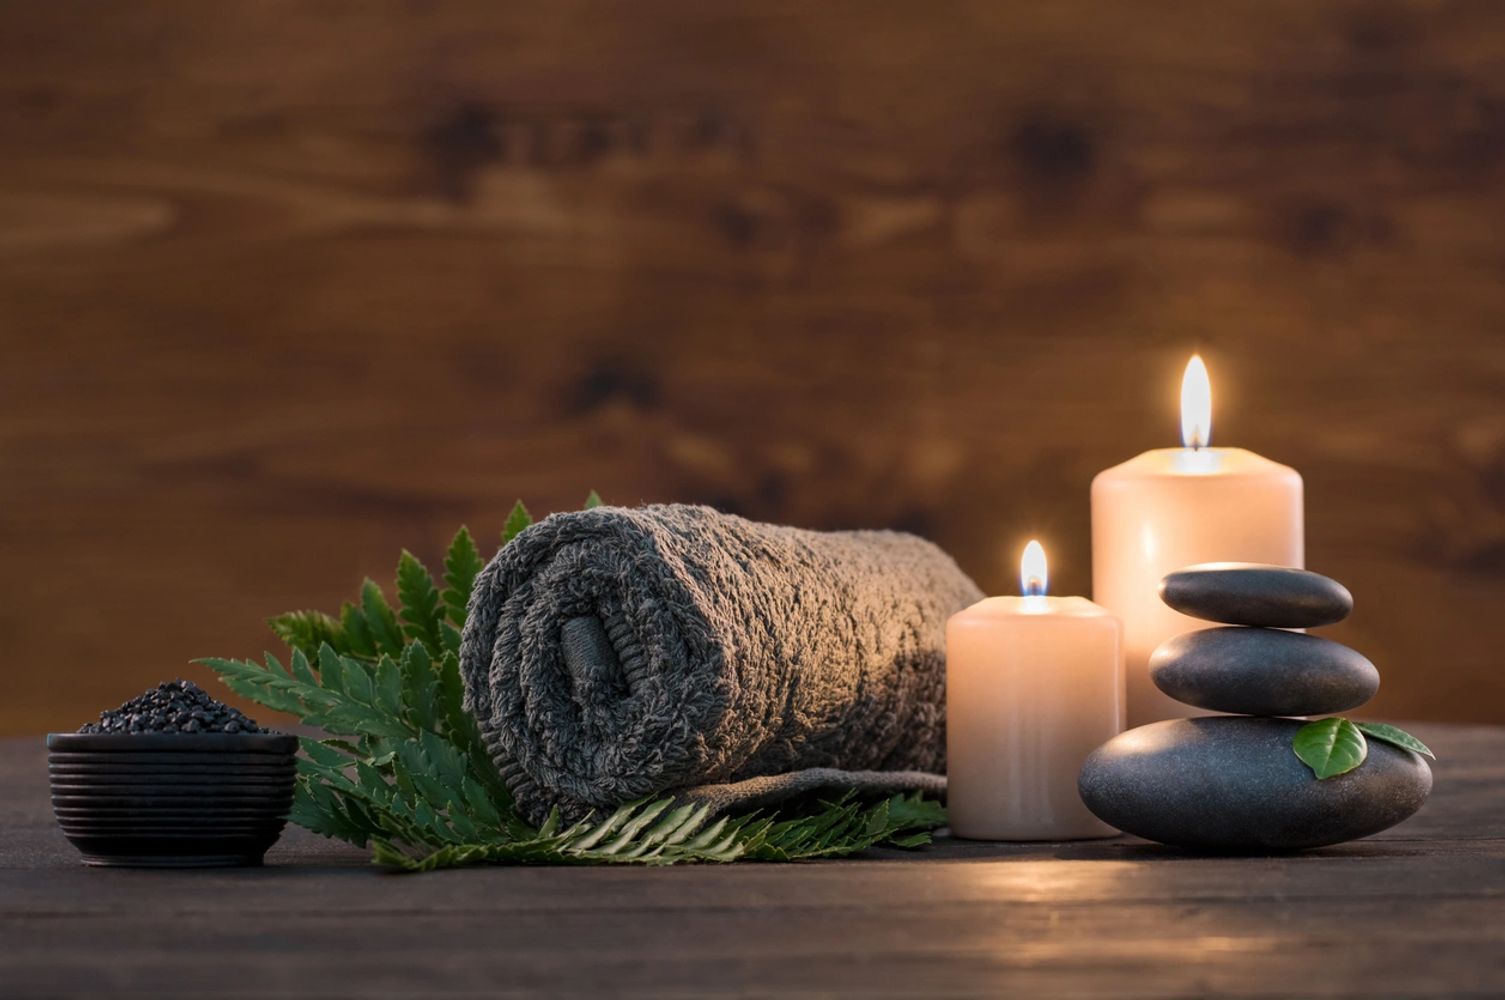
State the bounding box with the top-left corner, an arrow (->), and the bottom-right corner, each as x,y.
289,648 -> 319,686
583,490 -> 604,509
397,643 -> 435,726
1355,721 -> 1435,759
435,650 -> 472,741
439,621 -> 463,655
888,830 -> 933,849
1293,717 -> 1368,779
338,653 -> 376,706
396,551 -> 444,653
373,654 -> 404,716
502,500 -> 532,545
299,738 -> 350,769
317,643 -> 347,695
339,602 -> 377,658
360,579 -> 404,656
263,651 -> 291,681
267,610 -> 345,657
441,526 -> 484,627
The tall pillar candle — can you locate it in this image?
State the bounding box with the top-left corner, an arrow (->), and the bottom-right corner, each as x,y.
1091,356 -> 1303,727
946,541 -> 1123,841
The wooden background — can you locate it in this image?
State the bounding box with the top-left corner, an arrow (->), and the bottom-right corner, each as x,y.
3,1 -> 1505,735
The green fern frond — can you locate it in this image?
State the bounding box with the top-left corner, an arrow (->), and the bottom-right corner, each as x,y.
396,551 -> 444,655
360,579 -> 405,657
441,527 -> 484,628
339,601 -> 377,658
266,610 -> 345,659
501,500 -> 533,544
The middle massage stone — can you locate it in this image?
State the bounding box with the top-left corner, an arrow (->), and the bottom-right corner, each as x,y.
1149,627 -> 1379,717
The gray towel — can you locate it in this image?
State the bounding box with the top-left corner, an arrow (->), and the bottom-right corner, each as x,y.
460,504 -> 982,824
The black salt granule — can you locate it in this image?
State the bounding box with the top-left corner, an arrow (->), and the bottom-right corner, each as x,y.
80,680 -> 266,735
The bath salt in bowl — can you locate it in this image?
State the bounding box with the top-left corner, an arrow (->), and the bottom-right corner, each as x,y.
48,681 -> 298,868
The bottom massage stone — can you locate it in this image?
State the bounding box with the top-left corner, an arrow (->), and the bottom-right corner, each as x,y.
1078,716 -> 1431,850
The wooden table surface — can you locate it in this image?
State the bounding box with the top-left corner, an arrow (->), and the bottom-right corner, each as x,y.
2,725 -> 1502,998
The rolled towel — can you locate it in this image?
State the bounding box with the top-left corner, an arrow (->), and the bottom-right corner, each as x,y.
460,504 -> 982,824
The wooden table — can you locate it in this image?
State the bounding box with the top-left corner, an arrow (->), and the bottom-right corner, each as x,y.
3,725 -> 1502,998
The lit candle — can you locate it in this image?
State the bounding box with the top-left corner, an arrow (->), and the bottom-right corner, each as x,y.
1091,356 -> 1304,726
946,541 -> 1123,841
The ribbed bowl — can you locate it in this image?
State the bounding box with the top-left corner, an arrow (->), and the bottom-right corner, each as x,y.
47,732 -> 299,868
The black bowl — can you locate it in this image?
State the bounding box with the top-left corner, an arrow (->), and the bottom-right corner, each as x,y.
51,783 -> 296,795
48,733 -> 296,752
56,819 -> 291,835
56,823 -> 291,838
46,732 -> 299,868
45,765 -> 297,783
48,777 -> 296,792
51,797 -> 296,815
52,801 -> 290,819
48,751 -> 299,766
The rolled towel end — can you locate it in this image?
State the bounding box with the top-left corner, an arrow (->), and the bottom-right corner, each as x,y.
461,504 -> 980,825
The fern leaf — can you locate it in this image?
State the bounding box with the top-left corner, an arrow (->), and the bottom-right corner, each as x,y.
642,803 -> 704,847
298,737 -> 351,770
435,650 -> 478,749
339,601 -> 377,658
889,830 -> 933,849
337,650 -> 376,706
360,579 -> 405,656
289,648 -> 319,686
373,654 -> 404,717
502,500 -> 533,545
395,551 -> 444,654
398,642 -> 438,730
569,800 -> 654,852
300,704 -> 410,740
290,777 -> 372,847
196,656 -> 315,716
461,777 -> 503,826
441,526 -> 484,627
316,643 -> 347,695
683,815 -> 734,853
599,799 -> 673,856
583,490 -> 604,509
268,610 -> 345,658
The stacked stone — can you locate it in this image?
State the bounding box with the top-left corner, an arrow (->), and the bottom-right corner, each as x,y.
1078,564 -> 1432,851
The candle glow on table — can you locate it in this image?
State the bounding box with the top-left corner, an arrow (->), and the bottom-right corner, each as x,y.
1091,355 -> 1304,726
945,541 -> 1123,841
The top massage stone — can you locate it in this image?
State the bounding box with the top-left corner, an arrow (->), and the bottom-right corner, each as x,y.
1158,563 -> 1353,628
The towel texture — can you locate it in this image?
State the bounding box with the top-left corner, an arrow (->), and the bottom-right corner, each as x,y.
460,504 -> 981,824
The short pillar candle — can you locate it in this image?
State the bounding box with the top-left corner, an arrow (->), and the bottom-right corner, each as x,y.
945,541 -> 1123,841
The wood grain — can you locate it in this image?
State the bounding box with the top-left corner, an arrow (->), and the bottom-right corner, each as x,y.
3,724 -> 1502,997
3,2 -> 1505,733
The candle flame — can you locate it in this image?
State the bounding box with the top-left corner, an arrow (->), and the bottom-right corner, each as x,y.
1181,354 -> 1212,450
1020,539 -> 1048,597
